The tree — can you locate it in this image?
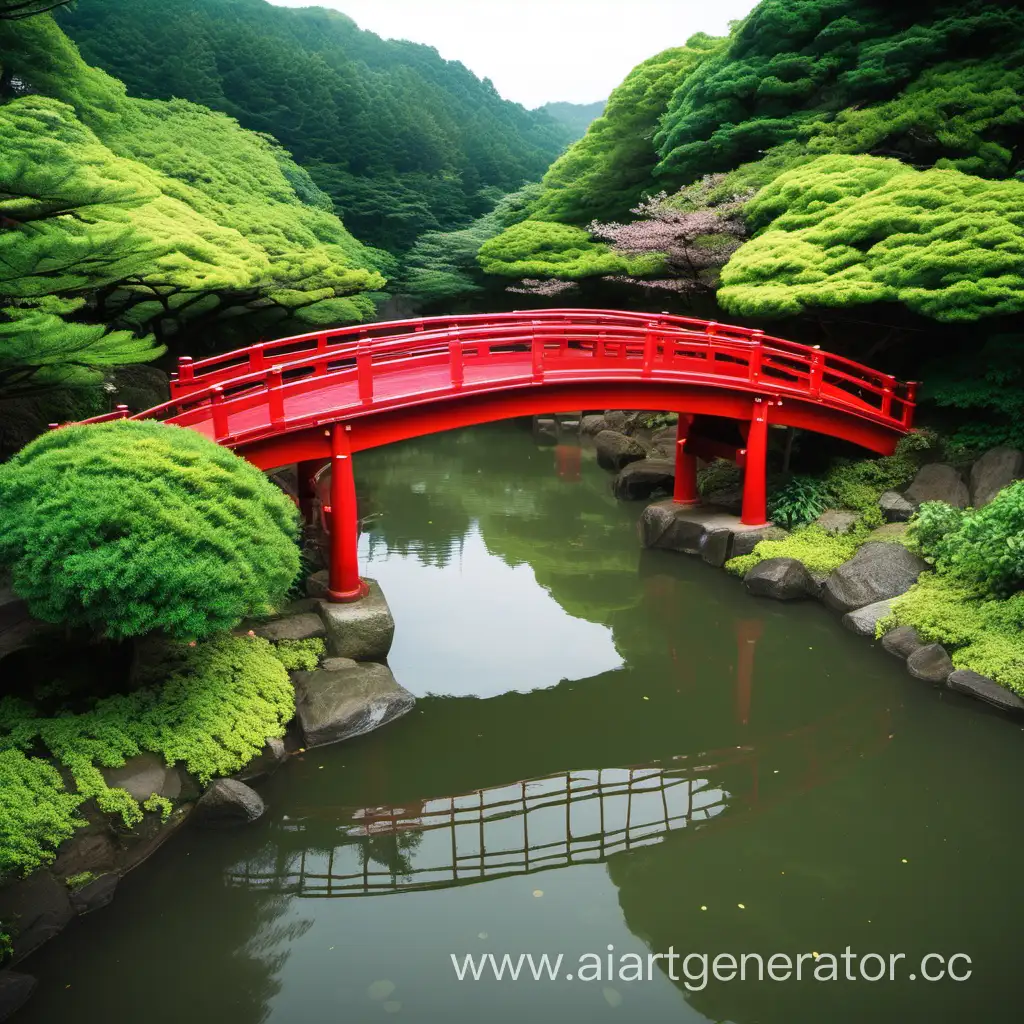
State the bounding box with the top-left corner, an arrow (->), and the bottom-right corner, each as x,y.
477,221 -> 663,281
588,179 -> 749,294
718,155 -> 1024,322
0,0 -> 70,19
0,420 -> 301,640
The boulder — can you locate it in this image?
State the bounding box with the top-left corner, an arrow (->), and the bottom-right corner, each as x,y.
948,670 -> 1024,714
611,459 -> 675,500
193,779 -> 265,829
52,830 -> 119,879
822,543 -> 928,613
594,430 -> 646,472
0,872 -> 73,962
906,643 -> 954,684
316,579 -> 395,662
293,662 -> 415,749
865,523 -> 910,544
250,612 -> 326,643
69,873 -> 119,916
731,526 -> 789,558
743,558 -> 814,601
533,417 -> 558,445
700,529 -> 733,568
904,463 -> 969,508
841,599 -> 893,637
603,410 -> 633,433
878,490 -> 916,523
0,972 -> 36,1021
881,625 -> 924,659
321,656 -> 359,672
101,752 -> 180,802
705,487 -> 743,514
234,736 -> 288,783
814,510 -> 860,535
580,414 -> 607,435
969,447 -> 1024,507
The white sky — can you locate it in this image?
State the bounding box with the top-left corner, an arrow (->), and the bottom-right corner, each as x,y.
268,0 -> 758,108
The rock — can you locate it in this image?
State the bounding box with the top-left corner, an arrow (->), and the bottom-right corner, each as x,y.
193,779 -> 265,829
611,459 -> 675,500
101,752 -> 179,802
904,463 -> 969,508
52,830 -> 119,879
704,487 -> 743,514
841,599 -> 893,637
594,430 -> 646,472
969,447 -> 1024,507
116,805 -> 192,874
881,625 -> 924,659
234,736 -> 288,783
948,670 -> 1024,714
743,558 -> 814,601
906,643 -> 954,684
580,414 -> 607,435
316,579 -> 395,662
321,656 -> 359,672
603,410 -> 630,432
250,612 -> 326,643
814,510 -> 860,535
0,872 -> 73,962
731,526 -> 789,558
878,490 -> 917,523
0,972 -> 36,1021
534,417 -> 558,445
700,529 -> 733,568
69,873 -> 119,915
293,662 -> 415,749
822,543 -> 928,613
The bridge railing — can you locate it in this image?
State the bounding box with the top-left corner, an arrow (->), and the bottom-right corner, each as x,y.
119,314 -> 914,444
168,312 -> 915,422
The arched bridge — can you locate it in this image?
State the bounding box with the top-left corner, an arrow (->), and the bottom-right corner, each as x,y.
80,309 -> 917,601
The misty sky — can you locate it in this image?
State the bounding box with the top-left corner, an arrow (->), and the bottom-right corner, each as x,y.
268,0 -> 758,108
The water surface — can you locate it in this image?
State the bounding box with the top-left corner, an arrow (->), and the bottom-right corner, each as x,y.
18,422 -> 1024,1024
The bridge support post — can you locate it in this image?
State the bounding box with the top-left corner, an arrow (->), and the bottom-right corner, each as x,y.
741,399 -> 770,527
672,414 -> 699,505
327,423 -> 369,603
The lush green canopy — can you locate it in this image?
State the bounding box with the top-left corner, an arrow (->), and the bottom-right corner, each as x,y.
718,155 -> 1024,322
57,0 -> 574,250
0,420 -> 301,639
477,221 -> 664,281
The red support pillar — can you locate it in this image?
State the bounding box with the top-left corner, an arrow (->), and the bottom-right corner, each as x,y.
327,423 -> 369,603
673,414 -> 699,505
741,399 -> 770,526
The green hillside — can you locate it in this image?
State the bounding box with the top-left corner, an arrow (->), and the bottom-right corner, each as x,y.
535,100 -> 606,141
56,0 -> 575,250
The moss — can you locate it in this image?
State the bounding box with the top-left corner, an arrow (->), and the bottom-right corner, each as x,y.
272,637 -> 326,672
0,633 -> 294,841
65,871 -> 96,892
726,524 -> 865,578
142,794 -> 173,823
877,573 -> 1024,693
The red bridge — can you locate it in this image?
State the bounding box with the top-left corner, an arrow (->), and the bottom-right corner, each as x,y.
82,309 -> 916,601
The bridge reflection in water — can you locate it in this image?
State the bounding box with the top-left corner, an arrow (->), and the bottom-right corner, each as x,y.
226,702 -> 891,899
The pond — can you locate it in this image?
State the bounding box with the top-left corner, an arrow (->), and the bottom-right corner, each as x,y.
17,422 -> 1024,1024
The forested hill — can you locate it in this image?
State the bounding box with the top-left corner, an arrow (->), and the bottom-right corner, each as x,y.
56,0 -> 575,251
536,100 -> 607,141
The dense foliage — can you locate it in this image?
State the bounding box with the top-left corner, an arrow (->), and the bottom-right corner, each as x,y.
0,12 -> 388,423
0,421 -> 301,639
910,483 -> 1024,596
535,101 -> 606,142
57,0 -> 574,251
718,155 -> 1024,322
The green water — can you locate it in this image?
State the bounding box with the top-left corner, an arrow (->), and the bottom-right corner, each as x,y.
17,423 -> 1024,1024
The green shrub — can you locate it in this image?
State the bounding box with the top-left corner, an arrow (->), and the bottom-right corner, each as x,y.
0,634 -> 295,828
878,573 -> 1024,693
65,871 -> 95,892
272,638 -> 326,672
726,524 -> 864,578
0,420 -> 301,640
909,482 -> 1024,596
0,926 -> 11,966
767,475 -> 832,529
142,795 -> 173,823
908,501 -> 967,561
0,749 -> 86,877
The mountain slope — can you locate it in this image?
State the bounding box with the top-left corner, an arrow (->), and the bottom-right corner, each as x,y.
536,100 -> 606,142
57,0 -> 575,250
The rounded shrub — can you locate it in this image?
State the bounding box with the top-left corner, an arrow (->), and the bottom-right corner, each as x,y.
0,420 -> 301,639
